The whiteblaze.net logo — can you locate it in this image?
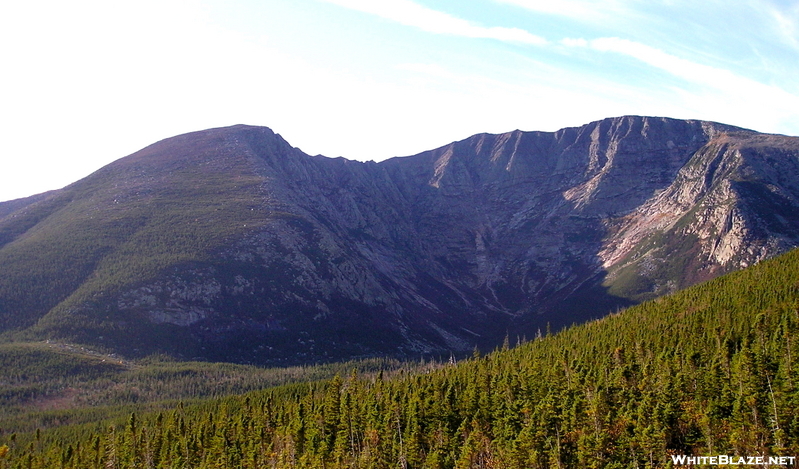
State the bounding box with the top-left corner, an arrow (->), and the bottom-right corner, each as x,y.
670,455 -> 796,466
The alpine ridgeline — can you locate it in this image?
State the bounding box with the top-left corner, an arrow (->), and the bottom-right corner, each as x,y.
1,116 -> 798,363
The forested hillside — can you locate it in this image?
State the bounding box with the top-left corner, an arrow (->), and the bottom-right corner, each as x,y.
2,246 -> 798,468
0,345 -> 411,437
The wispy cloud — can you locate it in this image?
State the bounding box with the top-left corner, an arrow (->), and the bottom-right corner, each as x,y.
767,2 -> 799,50
562,36 -> 799,132
586,37 -> 790,97
323,0 -> 798,134
493,0 -> 632,22
319,0 -> 548,45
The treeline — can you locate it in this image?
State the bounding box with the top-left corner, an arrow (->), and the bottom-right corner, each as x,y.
0,344 -> 412,436
2,248 -> 799,468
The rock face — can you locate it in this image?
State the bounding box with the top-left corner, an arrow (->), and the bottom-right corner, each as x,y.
1,116 -> 798,363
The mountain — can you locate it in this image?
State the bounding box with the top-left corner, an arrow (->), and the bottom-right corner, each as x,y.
1,116 -> 798,363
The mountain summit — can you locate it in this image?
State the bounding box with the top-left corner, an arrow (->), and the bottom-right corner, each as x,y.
1,116 -> 798,363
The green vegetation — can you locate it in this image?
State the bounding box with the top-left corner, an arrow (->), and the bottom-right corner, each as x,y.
0,133 -> 279,336
1,245 -> 798,467
0,342 -> 411,436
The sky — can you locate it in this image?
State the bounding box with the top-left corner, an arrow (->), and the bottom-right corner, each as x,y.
1,0 -> 798,203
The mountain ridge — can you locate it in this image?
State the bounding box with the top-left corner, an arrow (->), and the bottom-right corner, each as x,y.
1,116 -> 798,363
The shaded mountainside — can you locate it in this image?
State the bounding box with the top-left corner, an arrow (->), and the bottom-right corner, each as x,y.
4,239 -> 799,468
1,116 -> 798,363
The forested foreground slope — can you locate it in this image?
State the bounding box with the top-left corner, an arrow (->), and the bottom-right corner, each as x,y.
2,247 -> 799,468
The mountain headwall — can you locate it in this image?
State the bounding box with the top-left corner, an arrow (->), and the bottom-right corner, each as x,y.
1,116 -> 797,363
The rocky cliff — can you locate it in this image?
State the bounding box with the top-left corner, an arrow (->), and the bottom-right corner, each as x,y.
1,116 -> 797,363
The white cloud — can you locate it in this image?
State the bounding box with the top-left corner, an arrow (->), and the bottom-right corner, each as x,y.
319,0 -> 548,45
561,37 -> 589,47
493,0 -> 632,22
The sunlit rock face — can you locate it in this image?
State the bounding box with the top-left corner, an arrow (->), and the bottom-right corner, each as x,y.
1,116 -> 798,363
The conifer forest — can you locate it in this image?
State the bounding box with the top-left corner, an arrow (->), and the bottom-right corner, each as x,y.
1,246 -> 798,468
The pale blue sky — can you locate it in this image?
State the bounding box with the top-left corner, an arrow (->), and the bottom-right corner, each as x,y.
1,0 -> 797,202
